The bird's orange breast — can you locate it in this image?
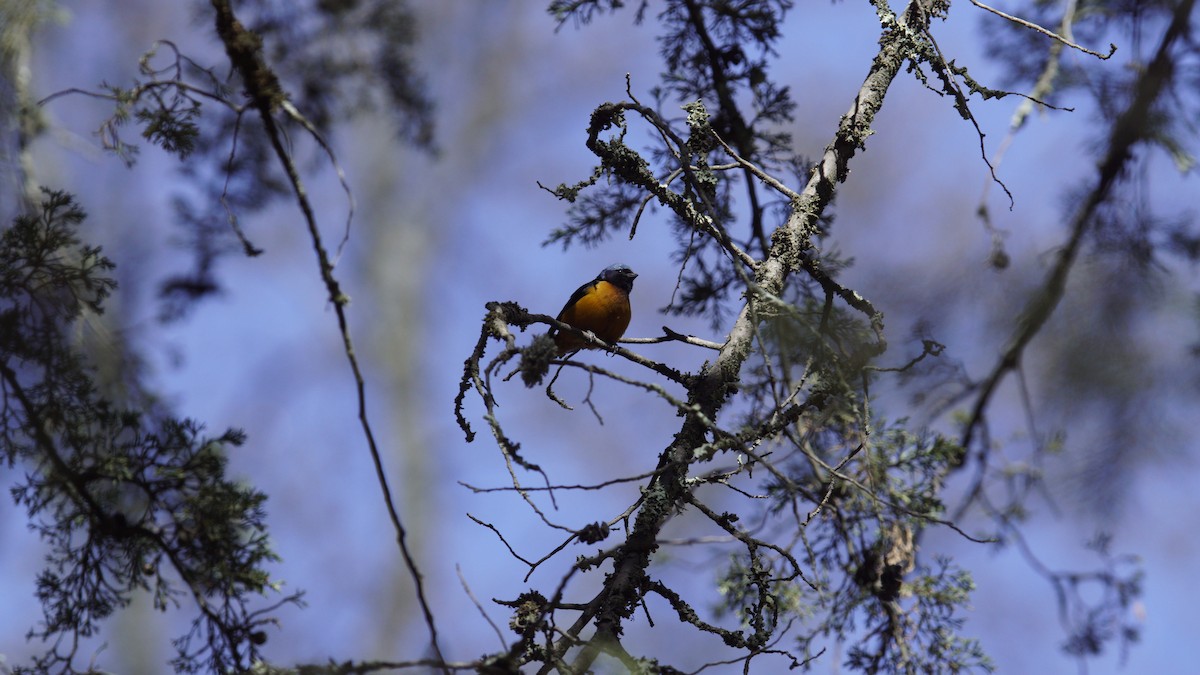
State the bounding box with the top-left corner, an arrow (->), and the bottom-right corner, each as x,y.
554,280 -> 631,353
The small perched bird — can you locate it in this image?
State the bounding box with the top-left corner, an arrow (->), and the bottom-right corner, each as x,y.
550,264 -> 638,355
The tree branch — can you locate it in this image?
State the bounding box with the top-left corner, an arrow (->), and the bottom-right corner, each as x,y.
544,2 -> 933,670
956,0 -> 1198,517
208,1 -> 448,669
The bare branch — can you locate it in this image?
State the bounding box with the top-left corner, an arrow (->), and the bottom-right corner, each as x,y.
209,1 -> 448,669
969,0 -> 1117,59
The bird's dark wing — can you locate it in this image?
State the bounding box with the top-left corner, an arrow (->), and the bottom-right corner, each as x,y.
550,279 -> 599,333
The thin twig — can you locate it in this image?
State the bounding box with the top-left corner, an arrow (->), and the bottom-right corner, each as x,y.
467,514 -> 535,567
712,130 -> 801,202
209,1 -> 448,670
456,564 -> 508,649
969,0 -> 1117,59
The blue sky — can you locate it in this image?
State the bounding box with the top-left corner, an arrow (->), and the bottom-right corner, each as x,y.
2,1 -> 1197,673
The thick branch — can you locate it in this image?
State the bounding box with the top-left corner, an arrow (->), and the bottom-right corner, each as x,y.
546,3 -> 929,670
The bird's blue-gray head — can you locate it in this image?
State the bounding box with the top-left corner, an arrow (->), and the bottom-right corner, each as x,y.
599,264 -> 637,293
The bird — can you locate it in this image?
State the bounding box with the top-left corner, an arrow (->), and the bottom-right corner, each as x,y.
550,263 -> 638,355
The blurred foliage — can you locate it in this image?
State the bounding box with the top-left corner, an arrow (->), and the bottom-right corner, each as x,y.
1,190 -> 298,673
3,0 -> 1195,671
3,0 -> 430,670
76,0 -> 436,320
